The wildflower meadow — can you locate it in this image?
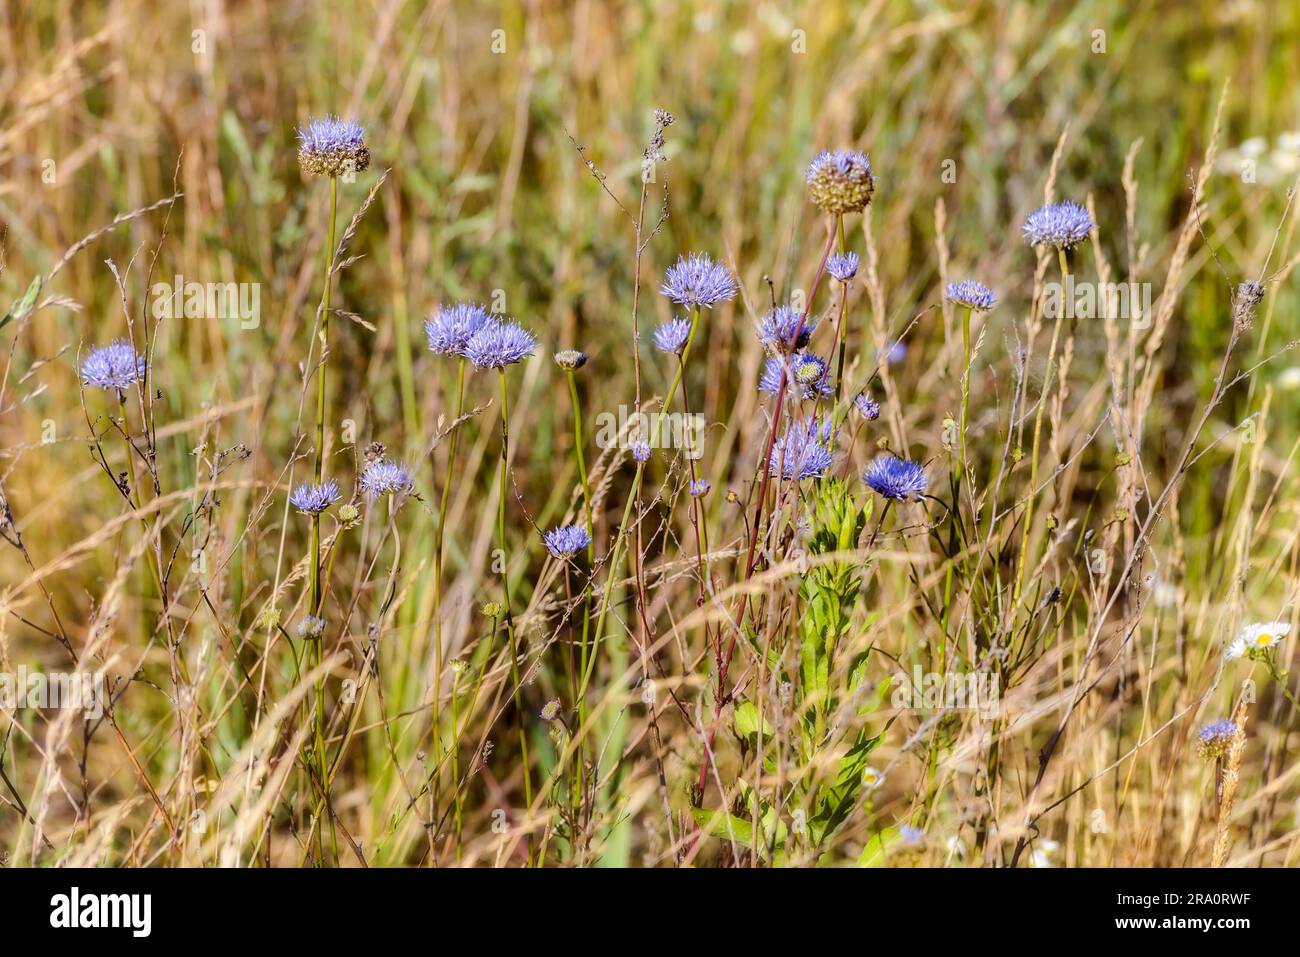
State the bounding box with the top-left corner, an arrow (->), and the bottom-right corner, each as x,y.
1,1 -> 1299,881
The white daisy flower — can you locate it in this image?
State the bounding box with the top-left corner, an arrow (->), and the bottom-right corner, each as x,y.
1236,621 -> 1290,654
860,766 -> 885,790
1224,636 -> 1248,660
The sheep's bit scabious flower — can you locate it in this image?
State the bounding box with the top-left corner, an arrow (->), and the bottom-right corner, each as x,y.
659,254 -> 737,309
806,149 -> 874,214
360,460 -> 413,497
81,341 -> 145,391
297,115 -> 370,178
1022,201 -> 1094,249
543,524 -> 591,559
945,279 -> 997,311
290,479 -> 341,514
863,455 -> 927,501
1196,719 -> 1240,759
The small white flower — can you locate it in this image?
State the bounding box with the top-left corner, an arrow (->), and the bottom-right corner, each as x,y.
1236,621 -> 1290,654
860,766 -> 885,790
1278,366 -> 1300,391
1224,636 -> 1248,660
946,835 -> 967,858
1029,849 -> 1055,868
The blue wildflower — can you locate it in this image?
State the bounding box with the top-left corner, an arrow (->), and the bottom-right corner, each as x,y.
425,302 -> 492,357
296,615 -> 326,640
863,455 -> 927,501
769,417 -> 836,480
878,340 -> 908,365
689,479 -> 710,497
757,303 -> 817,354
806,149 -> 874,214
659,254 -> 737,309
290,479 -> 341,515
758,353 -> 832,400
945,279 -> 997,311
464,319 -> 536,370
296,115 -> 370,178
631,440 -> 652,464
543,524 -> 591,559
360,460 -> 413,496
1022,201 -> 1094,249
854,391 -> 881,421
653,318 -> 692,354
81,341 -> 145,391
1197,719 -> 1239,759
827,251 -> 860,282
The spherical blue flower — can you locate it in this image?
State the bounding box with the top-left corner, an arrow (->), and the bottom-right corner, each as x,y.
653,318 -> 692,354
464,319 -> 537,370
1022,201 -> 1094,249
290,479 -> 341,514
360,460 -> 413,496
945,279 -> 997,311
81,341 -> 145,390
877,340 -> 908,365
296,614 -> 326,640
659,254 -> 737,309
854,391 -> 881,420
1197,719 -> 1239,759
827,251 -> 860,282
757,303 -> 817,354
898,825 -> 925,847
806,149 -> 874,214
863,455 -> 927,501
425,302 -> 492,357
689,479 -> 711,497
631,440 -> 652,464
769,417 -> 836,480
758,353 -> 831,400
543,524 -> 591,559
296,115 -> 370,178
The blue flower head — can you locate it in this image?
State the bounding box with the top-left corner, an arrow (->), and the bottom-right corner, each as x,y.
653,318 -> 692,355
689,479 -> 711,497
878,340 -> 908,365
296,615 -> 326,640
631,440 -> 652,464
945,279 -> 997,311
758,303 -> 817,355
296,115 -> 370,178
863,455 -> 927,501
827,251 -> 860,282
806,149 -> 874,214
759,353 -> 832,400
1197,719 -> 1239,759
425,302 -> 492,357
543,524 -> 591,559
360,460 -> 413,497
464,319 -> 536,370
854,391 -> 881,421
290,479 -> 341,515
660,254 -> 737,309
81,341 -> 145,391
769,417 -> 836,480
1022,201 -> 1094,249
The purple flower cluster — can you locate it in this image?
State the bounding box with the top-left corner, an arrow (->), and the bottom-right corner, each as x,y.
297,115 -> 370,178
360,460 -> 413,496
543,524 -> 591,559
81,341 -> 145,391
425,302 -> 492,356
653,318 -> 693,355
290,479 -> 341,514
757,303 -> 816,354
464,319 -> 537,370
1022,201 -> 1094,249
863,456 -> 927,501
758,353 -> 832,400
769,418 -> 836,480
660,254 -> 737,309
944,279 -> 996,311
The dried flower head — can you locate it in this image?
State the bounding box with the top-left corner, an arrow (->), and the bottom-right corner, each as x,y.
337,503 -> 360,524
296,615 -> 326,640
1197,719 -> 1240,759
540,699 -> 562,722
360,460 -> 413,497
480,601 -> 503,619
290,479 -> 341,515
863,455 -> 927,501
464,319 -> 537,370
81,341 -> 145,391
806,149 -> 874,214
945,279 -> 997,311
758,353 -> 832,400
769,417 -> 836,480
425,302 -> 492,357
543,524 -> 591,559
660,254 -> 737,309
1022,201 -> 1094,249
296,115 -> 370,178
827,251 -> 860,282
553,349 -> 588,370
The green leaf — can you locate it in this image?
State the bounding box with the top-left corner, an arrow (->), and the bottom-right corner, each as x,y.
690,807 -> 756,848
0,276 -> 42,331
733,699 -> 772,741
857,826 -> 902,867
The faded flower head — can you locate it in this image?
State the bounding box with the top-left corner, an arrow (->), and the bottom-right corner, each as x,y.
806,149 -> 874,214
827,251 -> 860,282
769,417 -> 836,480
1197,719 -> 1240,760
757,303 -> 816,355
296,615 -> 326,640
659,253 -> 737,309
296,115 -> 370,178
543,523 -> 591,559
689,479 -> 710,497
359,460 -> 413,497
553,349 -> 587,371
653,318 -> 692,355
338,503 -> 360,524
863,455 -> 927,501
854,391 -> 881,421
540,699 -> 562,722
945,279 -> 997,311
758,353 -> 831,400
425,302 -> 492,357
290,479 -> 341,515
81,341 -> 145,391
464,319 -> 537,370
1022,201 -> 1094,249
631,439 -> 652,464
